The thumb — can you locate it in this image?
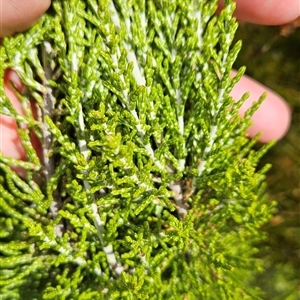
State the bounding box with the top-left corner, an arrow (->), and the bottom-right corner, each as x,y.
0,0 -> 51,38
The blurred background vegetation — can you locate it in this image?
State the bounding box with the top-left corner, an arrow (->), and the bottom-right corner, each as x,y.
233,19 -> 300,300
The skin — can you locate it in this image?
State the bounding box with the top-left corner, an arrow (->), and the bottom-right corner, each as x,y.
0,0 -> 51,37
218,0 -> 300,25
0,0 -> 299,166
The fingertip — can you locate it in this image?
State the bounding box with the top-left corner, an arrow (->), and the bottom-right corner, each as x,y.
231,72 -> 292,143
218,0 -> 300,25
247,94 -> 292,143
0,0 -> 51,38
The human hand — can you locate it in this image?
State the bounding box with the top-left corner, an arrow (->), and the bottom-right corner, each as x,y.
0,0 -> 50,174
0,0 -> 299,167
0,0 -> 51,38
218,0 -> 299,142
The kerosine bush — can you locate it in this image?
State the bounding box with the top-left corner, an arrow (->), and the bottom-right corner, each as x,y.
0,0 -> 275,299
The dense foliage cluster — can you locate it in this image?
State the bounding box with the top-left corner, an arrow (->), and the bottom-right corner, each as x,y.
0,0 -> 274,298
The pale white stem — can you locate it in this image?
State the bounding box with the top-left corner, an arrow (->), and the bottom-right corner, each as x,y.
41,41 -> 64,236
78,105 -> 109,274
176,88 -> 185,173
104,245 -> 124,276
109,1 -> 163,171
194,4 -> 202,49
169,181 -> 188,218
126,49 -> 146,86
193,51 -> 229,189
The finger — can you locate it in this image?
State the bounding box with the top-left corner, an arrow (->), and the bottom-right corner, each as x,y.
1,70 -> 42,176
231,71 -> 292,143
1,70 -> 26,160
218,0 -> 300,25
0,0 -> 51,37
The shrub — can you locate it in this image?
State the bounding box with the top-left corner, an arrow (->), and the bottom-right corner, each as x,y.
0,0 -> 275,298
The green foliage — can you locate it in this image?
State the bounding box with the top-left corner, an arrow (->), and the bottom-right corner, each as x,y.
0,0 -> 275,298
234,22 -> 300,300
